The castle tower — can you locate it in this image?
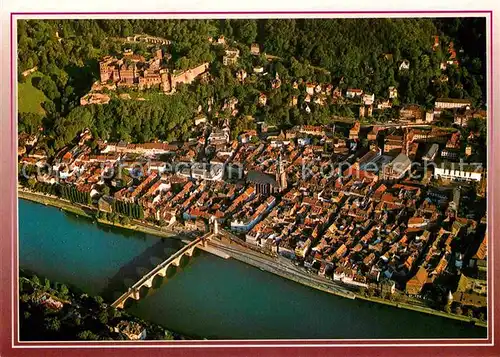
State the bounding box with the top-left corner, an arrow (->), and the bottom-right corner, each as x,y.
160,72 -> 171,92
155,48 -> 163,60
99,61 -> 110,83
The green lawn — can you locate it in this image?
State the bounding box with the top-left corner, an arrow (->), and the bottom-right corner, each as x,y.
18,72 -> 49,115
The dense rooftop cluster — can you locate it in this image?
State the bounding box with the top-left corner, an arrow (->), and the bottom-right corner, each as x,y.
19,105 -> 487,307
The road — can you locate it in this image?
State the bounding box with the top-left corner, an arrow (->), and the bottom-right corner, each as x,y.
208,234 -> 356,299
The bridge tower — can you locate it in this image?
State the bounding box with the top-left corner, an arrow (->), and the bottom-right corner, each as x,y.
209,215 -> 219,235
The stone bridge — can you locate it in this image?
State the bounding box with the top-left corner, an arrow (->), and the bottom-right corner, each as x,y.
111,232 -> 213,309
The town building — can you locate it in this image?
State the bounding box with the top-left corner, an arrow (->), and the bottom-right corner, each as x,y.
250,43 -> 260,55
349,122 -> 361,140
114,321 -> 147,340
388,86 -> 398,99
399,60 -> 410,71
367,126 -> 381,141
383,153 -> 411,180
425,111 -> 435,123
362,93 -> 375,106
423,143 -> 439,162
384,135 -> 404,154
434,163 -> 483,182
346,88 -> 363,98
435,98 -> 472,110
223,48 -> 240,66
400,105 -> 423,122
406,266 -> 428,295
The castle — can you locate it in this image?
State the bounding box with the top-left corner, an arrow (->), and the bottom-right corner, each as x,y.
98,48 -> 209,93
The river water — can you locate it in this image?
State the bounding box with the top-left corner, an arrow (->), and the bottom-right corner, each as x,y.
19,199 -> 486,339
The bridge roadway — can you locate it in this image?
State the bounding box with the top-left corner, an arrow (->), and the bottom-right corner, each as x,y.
111,233 -> 210,309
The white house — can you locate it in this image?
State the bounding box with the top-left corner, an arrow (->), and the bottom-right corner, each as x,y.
399,60 -> 410,71
425,111 -> 435,123
388,86 -> 398,99
434,164 -> 482,182
297,137 -> 312,146
362,93 -> 375,106
434,98 -> 472,110
253,66 -> 264,74
194,115 -> 207,126
305,83 -> 316,96
346,88 -> 363,98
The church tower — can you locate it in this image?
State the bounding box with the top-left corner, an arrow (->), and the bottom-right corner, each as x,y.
276,153 -> 287,192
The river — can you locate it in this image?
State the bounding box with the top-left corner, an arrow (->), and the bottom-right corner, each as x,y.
19,199 -> 487,339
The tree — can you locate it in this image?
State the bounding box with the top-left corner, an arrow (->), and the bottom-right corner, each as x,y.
59,284 -> 69,296
94,295 -> 104,305
102,185 -> 110,196
120,216 -> 131,226
35,75 -> 60,101
18,113 -> 43,134
107,307 -> 121,320
27,177 -> 37,190
234,20 -> 258,45
77,330 -> 97,340
98,310 -> 108,324
164,330 -> 174,340
44,317 -> 61,332
44,278 -> 51,291
31,275 -> 40,286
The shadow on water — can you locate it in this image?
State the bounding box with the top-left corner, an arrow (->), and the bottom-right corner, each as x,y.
100,240 -> 201,302
139,254 -> 196,299
110,250 -> 200,308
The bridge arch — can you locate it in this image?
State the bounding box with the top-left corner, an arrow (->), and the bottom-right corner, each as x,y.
111,236 -> 207,309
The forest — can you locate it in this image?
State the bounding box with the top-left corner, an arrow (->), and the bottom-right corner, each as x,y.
17,18 -> 487,151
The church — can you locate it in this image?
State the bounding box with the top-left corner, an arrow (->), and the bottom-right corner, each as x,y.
246,154 -> 287,195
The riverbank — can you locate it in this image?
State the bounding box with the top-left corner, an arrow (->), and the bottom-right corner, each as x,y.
355,294 -> 487,328
209,237 -> 487,328
19,189 -> 93,218
19,268 -> 186,341
208,238 -> 355,299
18,190 -> 487,329
18,189 -> 194,240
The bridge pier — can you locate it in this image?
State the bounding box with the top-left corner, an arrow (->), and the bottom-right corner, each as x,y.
172,255 -> 183,267
130,288 -> 140,300
112,236 -> 206,309
143,276 -> 155,288
185,246 -> 196,257
158,266 -> 168,277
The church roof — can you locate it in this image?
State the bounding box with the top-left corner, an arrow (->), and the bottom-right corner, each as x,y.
247,170 -> 278,187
